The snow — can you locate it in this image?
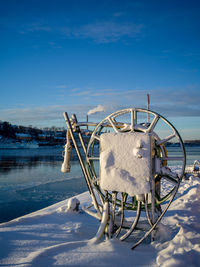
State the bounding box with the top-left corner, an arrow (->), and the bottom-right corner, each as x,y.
0,173 -> 200,266
100,132 -> 151,196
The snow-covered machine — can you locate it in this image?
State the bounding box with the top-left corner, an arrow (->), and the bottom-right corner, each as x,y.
61,108 -> 186,249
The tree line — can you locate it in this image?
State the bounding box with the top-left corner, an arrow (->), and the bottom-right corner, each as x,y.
0,121 -> 66,139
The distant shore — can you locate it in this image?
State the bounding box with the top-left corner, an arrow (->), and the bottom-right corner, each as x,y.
1,137 -> 200,150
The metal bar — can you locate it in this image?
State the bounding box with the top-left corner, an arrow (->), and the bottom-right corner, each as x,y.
75,122 -> 99,127
146,115 -> 159,133
72,114 -> 100,188
120,200 -> 141,241
115,193 -> 125,238
134,109 -> 137,124
108,117 -> 119,133
131,177 -> 181,250
144,194 -> 153,227
130,109 -> 134,131
161,157 -> 185,161
63,112 -> 101,217
88,157 -> 99,161
74,121 -> 128,129
111,192 -> 117,234
72,114 -> 87,155
156,133 -> 176,145
147,94 -> 150,123
94,135 -> 100,141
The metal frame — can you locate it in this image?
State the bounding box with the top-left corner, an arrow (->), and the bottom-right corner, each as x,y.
62,108 -> 186,249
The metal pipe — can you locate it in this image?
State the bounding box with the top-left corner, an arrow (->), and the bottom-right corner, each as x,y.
63,112 -> 101,217
120,200 -> 141,241
147,94 -> 150,123
86,115 -> 89,130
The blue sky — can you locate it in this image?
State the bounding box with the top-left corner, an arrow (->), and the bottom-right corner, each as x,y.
0,0 -> 200,140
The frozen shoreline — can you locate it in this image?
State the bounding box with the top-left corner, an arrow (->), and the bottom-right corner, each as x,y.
0,173 -> 200,266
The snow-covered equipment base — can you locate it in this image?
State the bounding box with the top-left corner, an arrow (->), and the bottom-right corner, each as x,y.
100,132 -> 152,196
62,108 -> 186,249
184,160 -> 200,178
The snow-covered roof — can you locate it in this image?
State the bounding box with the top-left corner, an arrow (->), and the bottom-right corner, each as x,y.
15,133 -> 32,138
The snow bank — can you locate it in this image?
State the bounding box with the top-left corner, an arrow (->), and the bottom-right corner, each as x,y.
0,174 -> 200,266
156,176 -> 200,267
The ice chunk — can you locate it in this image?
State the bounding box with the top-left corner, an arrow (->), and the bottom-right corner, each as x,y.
99,132 -> 152,196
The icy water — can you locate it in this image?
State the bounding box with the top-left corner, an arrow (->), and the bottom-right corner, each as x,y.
0,146 -> 199,223
0,147 -> 88,223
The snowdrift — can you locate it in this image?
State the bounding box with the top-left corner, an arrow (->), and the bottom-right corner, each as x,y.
0,174 -> 200,267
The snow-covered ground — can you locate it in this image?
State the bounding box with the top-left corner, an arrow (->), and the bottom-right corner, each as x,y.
0,174 -> 200,267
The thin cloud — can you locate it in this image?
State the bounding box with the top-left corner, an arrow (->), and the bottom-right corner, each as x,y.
1,87 -> 200,127
0,105 -> 89,127
68,86 -> 200,114
176,68 -> 198,73
17,17 -> 144,44
70,88 -> 146,98
70,90 -> 91,96
56,85 -> 68,89
112,12 -> 126,17
20,22 -> 52,34
63,21 -> 144,43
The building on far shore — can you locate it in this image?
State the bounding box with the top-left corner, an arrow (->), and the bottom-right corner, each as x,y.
15,133 -> 32,141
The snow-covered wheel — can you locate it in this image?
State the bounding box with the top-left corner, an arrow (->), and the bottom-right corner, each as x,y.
86,108 -> 186,246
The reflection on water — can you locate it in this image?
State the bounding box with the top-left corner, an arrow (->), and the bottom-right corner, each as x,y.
0,147 -> 67,173
0,146 -> 200,223
0,148 -> 87,223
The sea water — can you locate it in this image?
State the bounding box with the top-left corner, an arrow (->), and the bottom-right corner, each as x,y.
0,147 -> 87,223
0,146 -> 199,223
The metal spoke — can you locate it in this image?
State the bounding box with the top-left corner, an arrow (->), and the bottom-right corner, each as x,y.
94,135 -> 100,141
146,115 -> 160,133
130,109 -> 134,131
108,117 -> 119,133
130,109 -> 137,131
156,132 -> 176,145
